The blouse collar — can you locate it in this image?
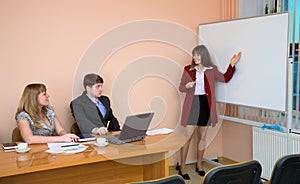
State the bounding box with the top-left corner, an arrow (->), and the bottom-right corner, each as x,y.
190,65 -> 213,71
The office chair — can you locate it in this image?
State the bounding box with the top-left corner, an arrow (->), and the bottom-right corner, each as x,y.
12,126 -> 60,142
131,175 -> 185,184
70,122 -> 81,135
12,127 -> 24,142
70,101 -> 81,135
202,160 -> 262,184
269,154 -> 300,184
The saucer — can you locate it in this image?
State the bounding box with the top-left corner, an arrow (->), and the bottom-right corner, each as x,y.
16,147 -> 31,153
93,142 -> 109,147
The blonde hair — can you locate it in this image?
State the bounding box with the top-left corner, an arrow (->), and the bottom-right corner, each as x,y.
16,83 -> 47,128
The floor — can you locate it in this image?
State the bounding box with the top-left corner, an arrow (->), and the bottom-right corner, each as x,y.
169,158 -> 234,184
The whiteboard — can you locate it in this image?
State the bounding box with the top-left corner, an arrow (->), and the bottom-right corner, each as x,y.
198,13 -> 289,112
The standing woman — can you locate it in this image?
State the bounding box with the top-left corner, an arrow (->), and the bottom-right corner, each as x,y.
178,45 -> 241,180
15,83 -> 79,144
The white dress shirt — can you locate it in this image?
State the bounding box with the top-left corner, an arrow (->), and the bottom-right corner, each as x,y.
194,66 -> 212,95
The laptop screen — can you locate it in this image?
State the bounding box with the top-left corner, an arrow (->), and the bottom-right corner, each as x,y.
118,112 -> 154,140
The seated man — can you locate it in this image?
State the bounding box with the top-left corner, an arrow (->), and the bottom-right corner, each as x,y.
70,73 -> 120,135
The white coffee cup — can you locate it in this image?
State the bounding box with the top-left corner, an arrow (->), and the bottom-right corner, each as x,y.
96,138 -> 108,146
17,143 -> 28,150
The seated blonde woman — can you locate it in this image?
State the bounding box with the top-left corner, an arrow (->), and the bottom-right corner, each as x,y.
15,83 -> 78,144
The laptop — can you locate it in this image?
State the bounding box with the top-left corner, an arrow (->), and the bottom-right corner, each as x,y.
105,112 -> 154,144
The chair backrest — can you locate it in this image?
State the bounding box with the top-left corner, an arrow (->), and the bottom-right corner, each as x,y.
131,175 -> 185,184
12,126 -> 59,142
12,127 -> 24,142
71,122 -> 81,135
269,154 -> 300,184
70,102 -> 81,135
202,160 -> 262,184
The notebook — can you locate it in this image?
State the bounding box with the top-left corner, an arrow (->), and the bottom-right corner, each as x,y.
2,142 -> 17,151
105,112 -> 154,144
77,134 -> 96,142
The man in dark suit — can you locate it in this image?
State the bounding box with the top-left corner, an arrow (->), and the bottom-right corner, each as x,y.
70,73 -> 120,135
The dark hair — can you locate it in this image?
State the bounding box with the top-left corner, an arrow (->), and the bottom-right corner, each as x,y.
83,73 -> 104,89
191,45 -> 214,68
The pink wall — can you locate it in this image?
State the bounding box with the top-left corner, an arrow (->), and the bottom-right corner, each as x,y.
222,120 -> 253,161
0,0 -> 253,165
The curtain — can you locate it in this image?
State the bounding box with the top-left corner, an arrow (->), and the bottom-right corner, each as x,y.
222,0 -> 239,20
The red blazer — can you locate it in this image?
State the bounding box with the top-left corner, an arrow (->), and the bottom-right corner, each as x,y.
179,64 -> 236,127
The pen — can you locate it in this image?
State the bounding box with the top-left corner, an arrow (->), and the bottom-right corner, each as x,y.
61,144 -> 79,148
106,120 -> 110,129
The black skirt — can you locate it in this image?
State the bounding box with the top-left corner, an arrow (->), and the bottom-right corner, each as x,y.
187,95 -> 210,126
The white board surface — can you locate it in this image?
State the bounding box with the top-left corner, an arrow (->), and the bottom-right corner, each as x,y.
198,13 -> 289,112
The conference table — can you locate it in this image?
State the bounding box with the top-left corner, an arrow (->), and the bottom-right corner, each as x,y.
0,132 -> 185,184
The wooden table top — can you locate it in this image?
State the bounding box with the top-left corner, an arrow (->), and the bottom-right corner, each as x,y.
0,132 -> 185,178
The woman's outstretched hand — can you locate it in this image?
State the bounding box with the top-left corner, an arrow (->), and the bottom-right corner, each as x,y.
230,52 -> 242,67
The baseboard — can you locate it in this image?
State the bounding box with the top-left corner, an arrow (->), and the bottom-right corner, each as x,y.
169,156 -> 237,168
205,156 -> 218,161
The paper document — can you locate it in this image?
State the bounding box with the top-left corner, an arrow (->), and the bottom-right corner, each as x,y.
146,128 -> 173,136
46,142 -> 88,154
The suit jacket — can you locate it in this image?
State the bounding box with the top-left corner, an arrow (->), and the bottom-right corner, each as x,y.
70,92 -> 120,134
179,64 -> 235,127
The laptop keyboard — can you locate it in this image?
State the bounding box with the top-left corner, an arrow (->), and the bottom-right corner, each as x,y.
104,135 -> 145,145
105,135 -> 125,144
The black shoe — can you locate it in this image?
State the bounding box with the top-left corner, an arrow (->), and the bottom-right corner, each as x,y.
178,169 -> 190,180
198,170 -> 206,176
196,164 -> 206,176
176,162 -> 180,171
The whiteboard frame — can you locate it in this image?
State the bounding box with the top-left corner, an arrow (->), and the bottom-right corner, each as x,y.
198,12 -> 290,112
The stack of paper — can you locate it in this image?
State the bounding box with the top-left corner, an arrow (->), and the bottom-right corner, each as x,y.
46,143 -> 88,154
146,128 -> 173,136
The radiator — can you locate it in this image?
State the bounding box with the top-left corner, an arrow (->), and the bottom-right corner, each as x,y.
252,127 -> 300,179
